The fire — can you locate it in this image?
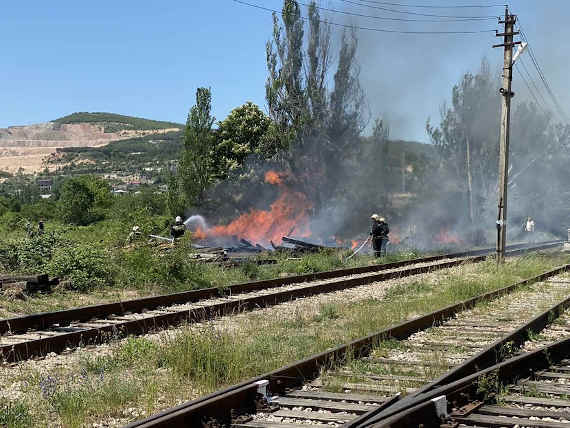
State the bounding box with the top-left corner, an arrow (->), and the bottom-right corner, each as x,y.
264,170 -> 284,185
202,170 -> 312,245
192,227 -> 207,240
434,228 -> 463,245
351,240 -> 359,249
389,228 -> 401,245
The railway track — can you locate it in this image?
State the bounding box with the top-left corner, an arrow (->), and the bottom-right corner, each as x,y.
364,284 -> 570,427
119,249 -> 569,427
2,241 -> 558,363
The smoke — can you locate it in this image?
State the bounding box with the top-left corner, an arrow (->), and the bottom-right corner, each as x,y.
188,2 -> 569,251
184,214 -> 208,230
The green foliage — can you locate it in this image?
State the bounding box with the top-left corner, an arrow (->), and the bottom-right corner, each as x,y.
266,1 -> 365,211
476,370 -> 505,402
289,250 -> 343,274
0,232 -> 65,272
213,102 -> 276,178
48,244 -> 112,291
313,303 -> 341,322
20,200 -> 58,221
0,401 -> 32,428
159,326 -> 248,389
58,176 -> 110,225
176,87 -> 217,207
0,211 -> 24,231
114,243 -> 210,292
53,112 -> 183,133
52,131 -> 183,177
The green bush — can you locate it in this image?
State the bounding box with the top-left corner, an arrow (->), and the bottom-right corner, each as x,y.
20,200 -> 58,221
17,232 -> 65,271
0,241 -> 19,271
0,401 -> 32,428
114,243 -> 210,291
0,211 -> 24,230
0,232 -> 66,272
48,244 -> 112,291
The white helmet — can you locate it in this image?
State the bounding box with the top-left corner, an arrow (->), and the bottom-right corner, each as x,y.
371,214 -> 380,220
132,226 -> 140,232
175,216 -> 182,223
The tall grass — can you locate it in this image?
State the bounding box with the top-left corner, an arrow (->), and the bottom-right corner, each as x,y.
9,253 -> 569,426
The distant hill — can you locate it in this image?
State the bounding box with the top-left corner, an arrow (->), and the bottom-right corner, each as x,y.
0,112 -> 184,173
50,130 -> 183,176
53,112 -> 184,133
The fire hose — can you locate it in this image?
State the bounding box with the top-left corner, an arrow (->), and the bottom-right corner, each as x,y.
344,236 -> 371,262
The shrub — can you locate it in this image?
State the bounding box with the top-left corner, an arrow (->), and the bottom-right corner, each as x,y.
0,401 -> 32,428
114,242 -> 210,291
48,244 -> 112,291
0,232 -> 66,272
0,211 -> 24,230
0,240 -> 19,271
17,232 -> 65,271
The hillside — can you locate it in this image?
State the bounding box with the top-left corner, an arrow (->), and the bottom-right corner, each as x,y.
0,112 -> 183,173
49,130 -> 183,177
53,112 -> 183,133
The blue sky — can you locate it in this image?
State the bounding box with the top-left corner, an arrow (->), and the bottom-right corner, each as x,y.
1,0 -> 567,142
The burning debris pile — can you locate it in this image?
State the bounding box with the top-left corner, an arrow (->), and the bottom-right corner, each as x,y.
183,167 -> 472,256
186,170 -> 320,251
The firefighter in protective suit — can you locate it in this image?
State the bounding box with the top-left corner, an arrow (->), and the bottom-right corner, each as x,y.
170,216 -> 186,240
370,214 -> 389,257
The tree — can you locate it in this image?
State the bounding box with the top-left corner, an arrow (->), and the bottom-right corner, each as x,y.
58,176 -> 110,225
177,87 -> 216,207
426,59 -> 499,232
213,102 -> 275,179
59,179 -> 96,225
265,0 -> 366,211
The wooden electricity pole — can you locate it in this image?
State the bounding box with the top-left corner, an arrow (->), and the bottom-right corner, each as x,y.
494,6 -> 520,264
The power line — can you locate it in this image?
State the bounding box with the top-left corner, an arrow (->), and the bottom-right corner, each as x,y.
298,0 -> 499,23
232,0 -> 497,34
514,63 -> 548,115
518,25 -> 568,121
334,0 -> 498,19
341,0 -> 506,8
518,56 -> 550,110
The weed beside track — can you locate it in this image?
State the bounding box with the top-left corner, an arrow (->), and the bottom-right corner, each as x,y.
1,253 -> 568,427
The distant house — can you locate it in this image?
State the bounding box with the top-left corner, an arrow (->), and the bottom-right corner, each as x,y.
36,178 -> 53,194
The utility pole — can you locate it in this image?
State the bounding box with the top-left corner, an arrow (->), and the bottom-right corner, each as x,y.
493,6 -> 520,265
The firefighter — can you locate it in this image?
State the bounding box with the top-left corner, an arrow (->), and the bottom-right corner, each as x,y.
37,220 -> 45,235
126,225 -> 142,245
370,214 -> 390,257
170,216 -> 186,240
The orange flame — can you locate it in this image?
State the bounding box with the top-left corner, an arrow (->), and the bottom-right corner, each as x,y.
192,227 -> 207,240
435,228 -> 463,245
203,170 -> 312,245
351,240 -> 359,249
264,170 -> 283,185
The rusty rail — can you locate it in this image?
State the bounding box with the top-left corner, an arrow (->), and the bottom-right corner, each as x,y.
123,248 -> 568,427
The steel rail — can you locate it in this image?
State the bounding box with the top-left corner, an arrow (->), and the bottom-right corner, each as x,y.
365,337 -> 570,427
2,242 -> 559,364
348,265 -> 570,427
0,240 -> 555,336
123,254 -> 568,427
0,257 -> 481,363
